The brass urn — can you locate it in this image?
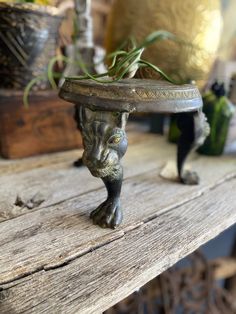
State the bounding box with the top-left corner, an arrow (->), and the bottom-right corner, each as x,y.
105,0 -> 222,87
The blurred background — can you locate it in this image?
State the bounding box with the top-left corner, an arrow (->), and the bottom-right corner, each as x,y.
1,0 -> 236,159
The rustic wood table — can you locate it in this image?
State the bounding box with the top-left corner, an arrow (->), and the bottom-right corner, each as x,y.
0,124 -> 236,314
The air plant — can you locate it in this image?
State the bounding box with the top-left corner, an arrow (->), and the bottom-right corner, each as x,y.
23,30 -> 183,107
68,30 -> 180,84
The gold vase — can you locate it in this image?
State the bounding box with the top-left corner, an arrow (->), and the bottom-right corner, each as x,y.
105,0 -> 222,88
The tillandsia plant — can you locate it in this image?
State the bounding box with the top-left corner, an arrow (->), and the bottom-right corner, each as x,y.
65,30 -> 181,83
68,30 -> 181,84
23,30 -> 183,106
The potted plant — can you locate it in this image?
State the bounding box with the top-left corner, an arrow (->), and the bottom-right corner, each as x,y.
0,0 -> 63,90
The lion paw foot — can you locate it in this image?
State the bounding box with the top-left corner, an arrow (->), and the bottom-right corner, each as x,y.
180,170 -> 199,185
90,198 -> 123,229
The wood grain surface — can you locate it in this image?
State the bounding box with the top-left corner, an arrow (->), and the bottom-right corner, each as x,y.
0,91 -> 82,159
0,128 -> 236,313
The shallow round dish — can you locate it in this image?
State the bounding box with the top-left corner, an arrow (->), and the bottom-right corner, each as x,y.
59,78 -> 203,113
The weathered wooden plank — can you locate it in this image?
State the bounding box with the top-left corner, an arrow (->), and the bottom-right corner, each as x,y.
1,178 -> 236,314
2,128 -> 236,224
0,148 -> 82,176
0,145 -> 236,285
0,134 -> 176,222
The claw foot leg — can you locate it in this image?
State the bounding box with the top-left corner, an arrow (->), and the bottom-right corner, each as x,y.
176,111 -> 209,185
90,197 -> 122,229
76,105 -> 129,228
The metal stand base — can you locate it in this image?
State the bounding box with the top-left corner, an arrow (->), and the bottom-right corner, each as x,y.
60,78 -> 209,229
74,106 -> 208,228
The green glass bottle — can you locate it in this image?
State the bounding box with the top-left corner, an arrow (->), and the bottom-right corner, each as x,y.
198,82 -> 235,156
168,115 -> 181,143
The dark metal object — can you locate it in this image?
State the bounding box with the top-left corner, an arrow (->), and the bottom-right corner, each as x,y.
149,114 -> 166,135
177,111 -> 209,184
61,79 -> 203,113
60,78 -> 209,228
75,105 -> 128,228
0,3 -> 62,90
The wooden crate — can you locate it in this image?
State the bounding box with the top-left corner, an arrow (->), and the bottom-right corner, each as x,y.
0,90 -> 82,159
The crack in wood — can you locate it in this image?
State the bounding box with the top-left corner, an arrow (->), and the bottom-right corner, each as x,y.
1,172 -> 236,289
0,165 -> 163,226
0,165 -> 163,225
0,231 -> 125,287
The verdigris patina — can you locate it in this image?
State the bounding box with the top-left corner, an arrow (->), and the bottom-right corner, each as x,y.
75,106 -> 128,228
60,78 -> 209,228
